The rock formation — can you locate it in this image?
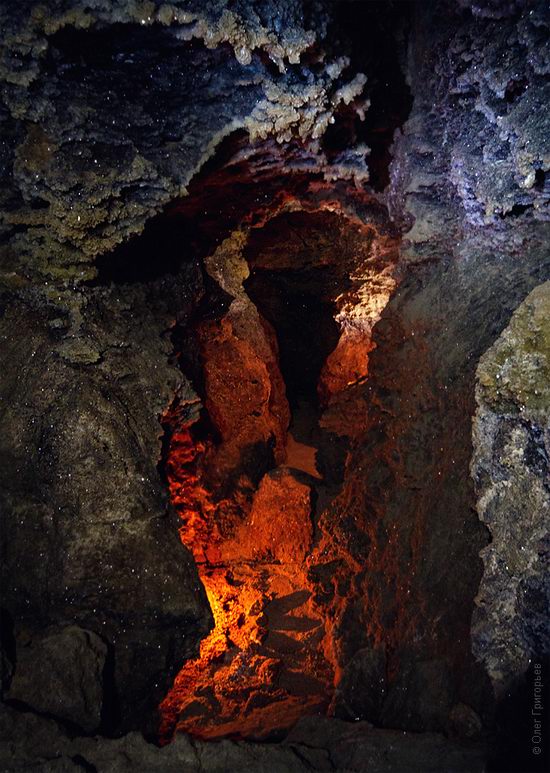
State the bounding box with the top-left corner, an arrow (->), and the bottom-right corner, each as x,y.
472,281 -> 550,693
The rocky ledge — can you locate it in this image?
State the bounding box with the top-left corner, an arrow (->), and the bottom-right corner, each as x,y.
0,706 -> 487,773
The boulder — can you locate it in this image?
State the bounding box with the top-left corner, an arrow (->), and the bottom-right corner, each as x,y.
381,658 -> 454,732
8,626 -> 106,733
333,646 -> 387,722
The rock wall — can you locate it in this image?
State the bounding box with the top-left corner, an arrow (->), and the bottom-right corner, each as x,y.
389,0 -> 549,260
471,281 -> 550,693
0,0 -> 369,736
325,0 -> 550,740
330,242 -> 550,736
0,268 -> 213,731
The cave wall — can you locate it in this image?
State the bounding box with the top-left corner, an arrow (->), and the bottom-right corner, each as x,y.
0,0 -> 370,735
472,281 -> 550,693
321,0 -> 550,740
329,0 -> 550,733
389,0 -> 549,258
330,243 -> 550,733
0,267 -> 215,732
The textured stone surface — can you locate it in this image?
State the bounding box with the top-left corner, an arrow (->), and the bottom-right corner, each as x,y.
7,626 -> 107,733
0,271 -> 213,731
0,706 -> 487,773
381,658 -> 454,733
339,2 -> 550,743
321,241 -> 550,739
158,199 -> 399,740
388,0 -> 550,263
194,231 -> 290,492
287,717 -> 487,773
0,707 -> 74,770
332,645 -> 387,723
471,281 -> 550,692
310,0 -> 550,737
0,0 -> 367,282
228,468 -> 313,564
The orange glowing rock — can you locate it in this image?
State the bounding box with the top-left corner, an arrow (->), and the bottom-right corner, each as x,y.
157,202 -> 400,743
318,327 -> 374,404
284,430 -> 321,478
223,468 -> 313,565
159,415 -> 334,741
195,306 -> 290,491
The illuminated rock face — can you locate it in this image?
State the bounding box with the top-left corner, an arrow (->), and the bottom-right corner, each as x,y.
159,201 -> 400,740
471,281 -> 550,693
154,149 -> 550,748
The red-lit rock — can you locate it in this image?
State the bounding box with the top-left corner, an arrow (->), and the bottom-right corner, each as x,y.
158,199 -> 403,742
196,306 -> 289,491
225,468 -> 313,565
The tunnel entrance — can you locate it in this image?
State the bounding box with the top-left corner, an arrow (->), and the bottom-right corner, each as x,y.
244,241 -> 342,408
158,202 -> 400,741
244,210 -> 346,482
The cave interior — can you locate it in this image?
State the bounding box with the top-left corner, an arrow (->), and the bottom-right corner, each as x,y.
0,1 -> 549,772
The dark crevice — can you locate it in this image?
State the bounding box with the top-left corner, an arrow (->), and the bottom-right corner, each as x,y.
245,267 -> 341,409
242,208 -> 355,410
504,77 -> 528,103
242,211 -> 351,509
45,24 -> 219,77
71,755 -> 98,772
499,202 -> 532,219
98,640 -> 120,736
92,212 -> 198,285
0,608 -> 15,694
324,1 -> 413,191
534,168 -> 546,191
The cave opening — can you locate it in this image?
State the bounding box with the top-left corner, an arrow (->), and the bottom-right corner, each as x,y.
243,258 -> 338,483
243,210 -> 350,484
154,184 -> 397,742
81,111 -> 467,750
59,21 -> 525,751
244,262 -> 340,411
